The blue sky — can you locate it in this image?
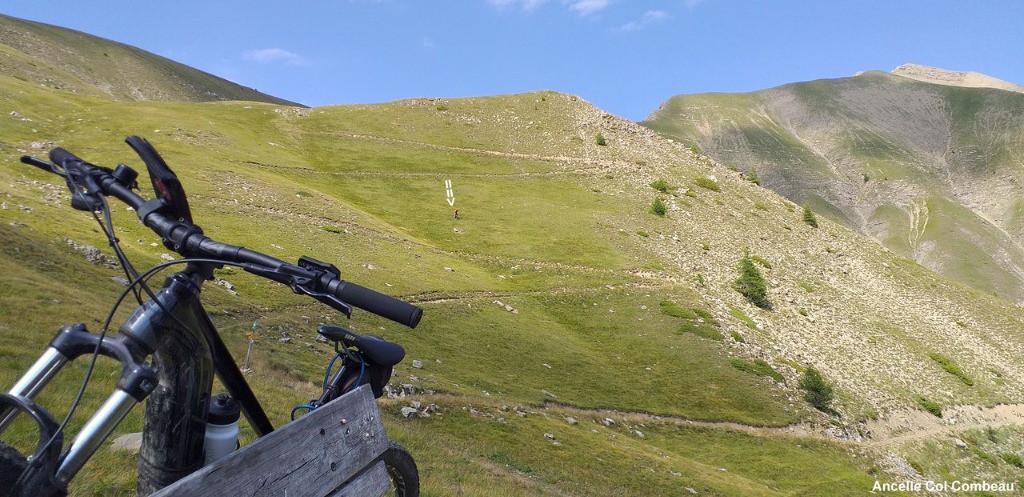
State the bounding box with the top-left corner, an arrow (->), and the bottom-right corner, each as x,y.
3,1 -> 1023,121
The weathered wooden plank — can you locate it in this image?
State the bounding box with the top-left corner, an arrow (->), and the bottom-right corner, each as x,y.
326,460 -> 390,497
151,385 -> 388,497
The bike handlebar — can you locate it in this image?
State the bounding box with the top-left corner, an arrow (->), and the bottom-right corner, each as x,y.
49,147 -> 80,171
25,144 -> 422,329
328,279 -> 422,328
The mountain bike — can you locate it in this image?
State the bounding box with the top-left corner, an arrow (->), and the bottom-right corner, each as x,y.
0,137 -> 423,496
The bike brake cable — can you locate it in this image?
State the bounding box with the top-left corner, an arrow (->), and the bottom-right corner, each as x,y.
91,196 -> 145,305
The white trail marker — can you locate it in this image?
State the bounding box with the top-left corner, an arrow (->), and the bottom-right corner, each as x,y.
445,179 -> 455,206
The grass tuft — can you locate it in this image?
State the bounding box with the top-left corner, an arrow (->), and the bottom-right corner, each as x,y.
650,178 -> 670,193
730,359 -> 784,383
659,300 -> 697,319
728,306 -> 758,330
916,395 -> 943,417
1001,453 -> 1024,468
693,176 -> 720,192
929,353 -> 974,386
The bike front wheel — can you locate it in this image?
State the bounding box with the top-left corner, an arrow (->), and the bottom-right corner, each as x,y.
382,441 -> 419,497
0,441 -> 28,497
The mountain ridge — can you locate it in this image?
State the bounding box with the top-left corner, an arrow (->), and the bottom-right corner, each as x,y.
890,63 -> 1024,93
643,69 -> 1024,304
0,14 -> 301,106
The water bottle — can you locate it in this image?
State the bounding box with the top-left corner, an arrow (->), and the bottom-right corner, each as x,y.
204,393 -> 240,464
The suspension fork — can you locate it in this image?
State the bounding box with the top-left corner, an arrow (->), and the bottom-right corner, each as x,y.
0,323 -> 157,491
3,267 -> 228,493
1,271 -> 205,492
2,266 -> 274,494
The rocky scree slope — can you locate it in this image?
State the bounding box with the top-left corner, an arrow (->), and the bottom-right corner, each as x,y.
643,69 -> 1024,304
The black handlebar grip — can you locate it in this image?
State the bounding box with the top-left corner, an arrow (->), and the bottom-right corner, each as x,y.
49,147 -> 82,167
333,281 -> 423,328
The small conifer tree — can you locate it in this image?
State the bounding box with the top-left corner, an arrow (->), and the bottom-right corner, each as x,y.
799,366 -> 833,413
747,168 -> 760,185
802,204 -> 818,228
651,197 -> 667,217
734,249 -> 772,310
595,133 -> 607,146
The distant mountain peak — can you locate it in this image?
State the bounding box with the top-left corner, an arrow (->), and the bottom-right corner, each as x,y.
891,63 -> 1024,93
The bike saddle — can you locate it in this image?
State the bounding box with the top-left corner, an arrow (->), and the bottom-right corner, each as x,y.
317,325 -> 406,367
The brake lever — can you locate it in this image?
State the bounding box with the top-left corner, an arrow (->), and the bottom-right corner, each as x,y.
293,285 -> 353,318
242,262 -> 353,317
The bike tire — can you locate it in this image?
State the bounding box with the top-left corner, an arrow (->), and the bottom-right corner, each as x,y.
382,441 -> 419,497
0,441 -> 27,497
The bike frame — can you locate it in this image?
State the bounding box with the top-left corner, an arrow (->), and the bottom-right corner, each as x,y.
4,140 -> 421,497
2,262 -> 275,495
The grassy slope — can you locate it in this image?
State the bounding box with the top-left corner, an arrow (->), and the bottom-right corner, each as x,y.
0,14 -> 300,106
643,71 -> 1024,304
3,76 -> 1024,494
0,78 -> 888,496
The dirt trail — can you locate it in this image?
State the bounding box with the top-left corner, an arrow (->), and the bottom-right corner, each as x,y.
863,403 -> 1024,446
404,393 -> 1024,445
405,281 -> 678,306
533,401 -> 1024,446
540,402 -> 823,439
243,157 -> 605,179
323,131 -> 597,166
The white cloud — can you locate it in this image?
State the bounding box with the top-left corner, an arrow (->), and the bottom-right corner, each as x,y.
487,0 -> 615,15
487,0 -> 549,10
643,10 -> 668,22
615,9 -> 668,33
487,0 -> 614,15
616,21 -> 640,32
566,0 -> 612,16
242,48 -> 308,66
